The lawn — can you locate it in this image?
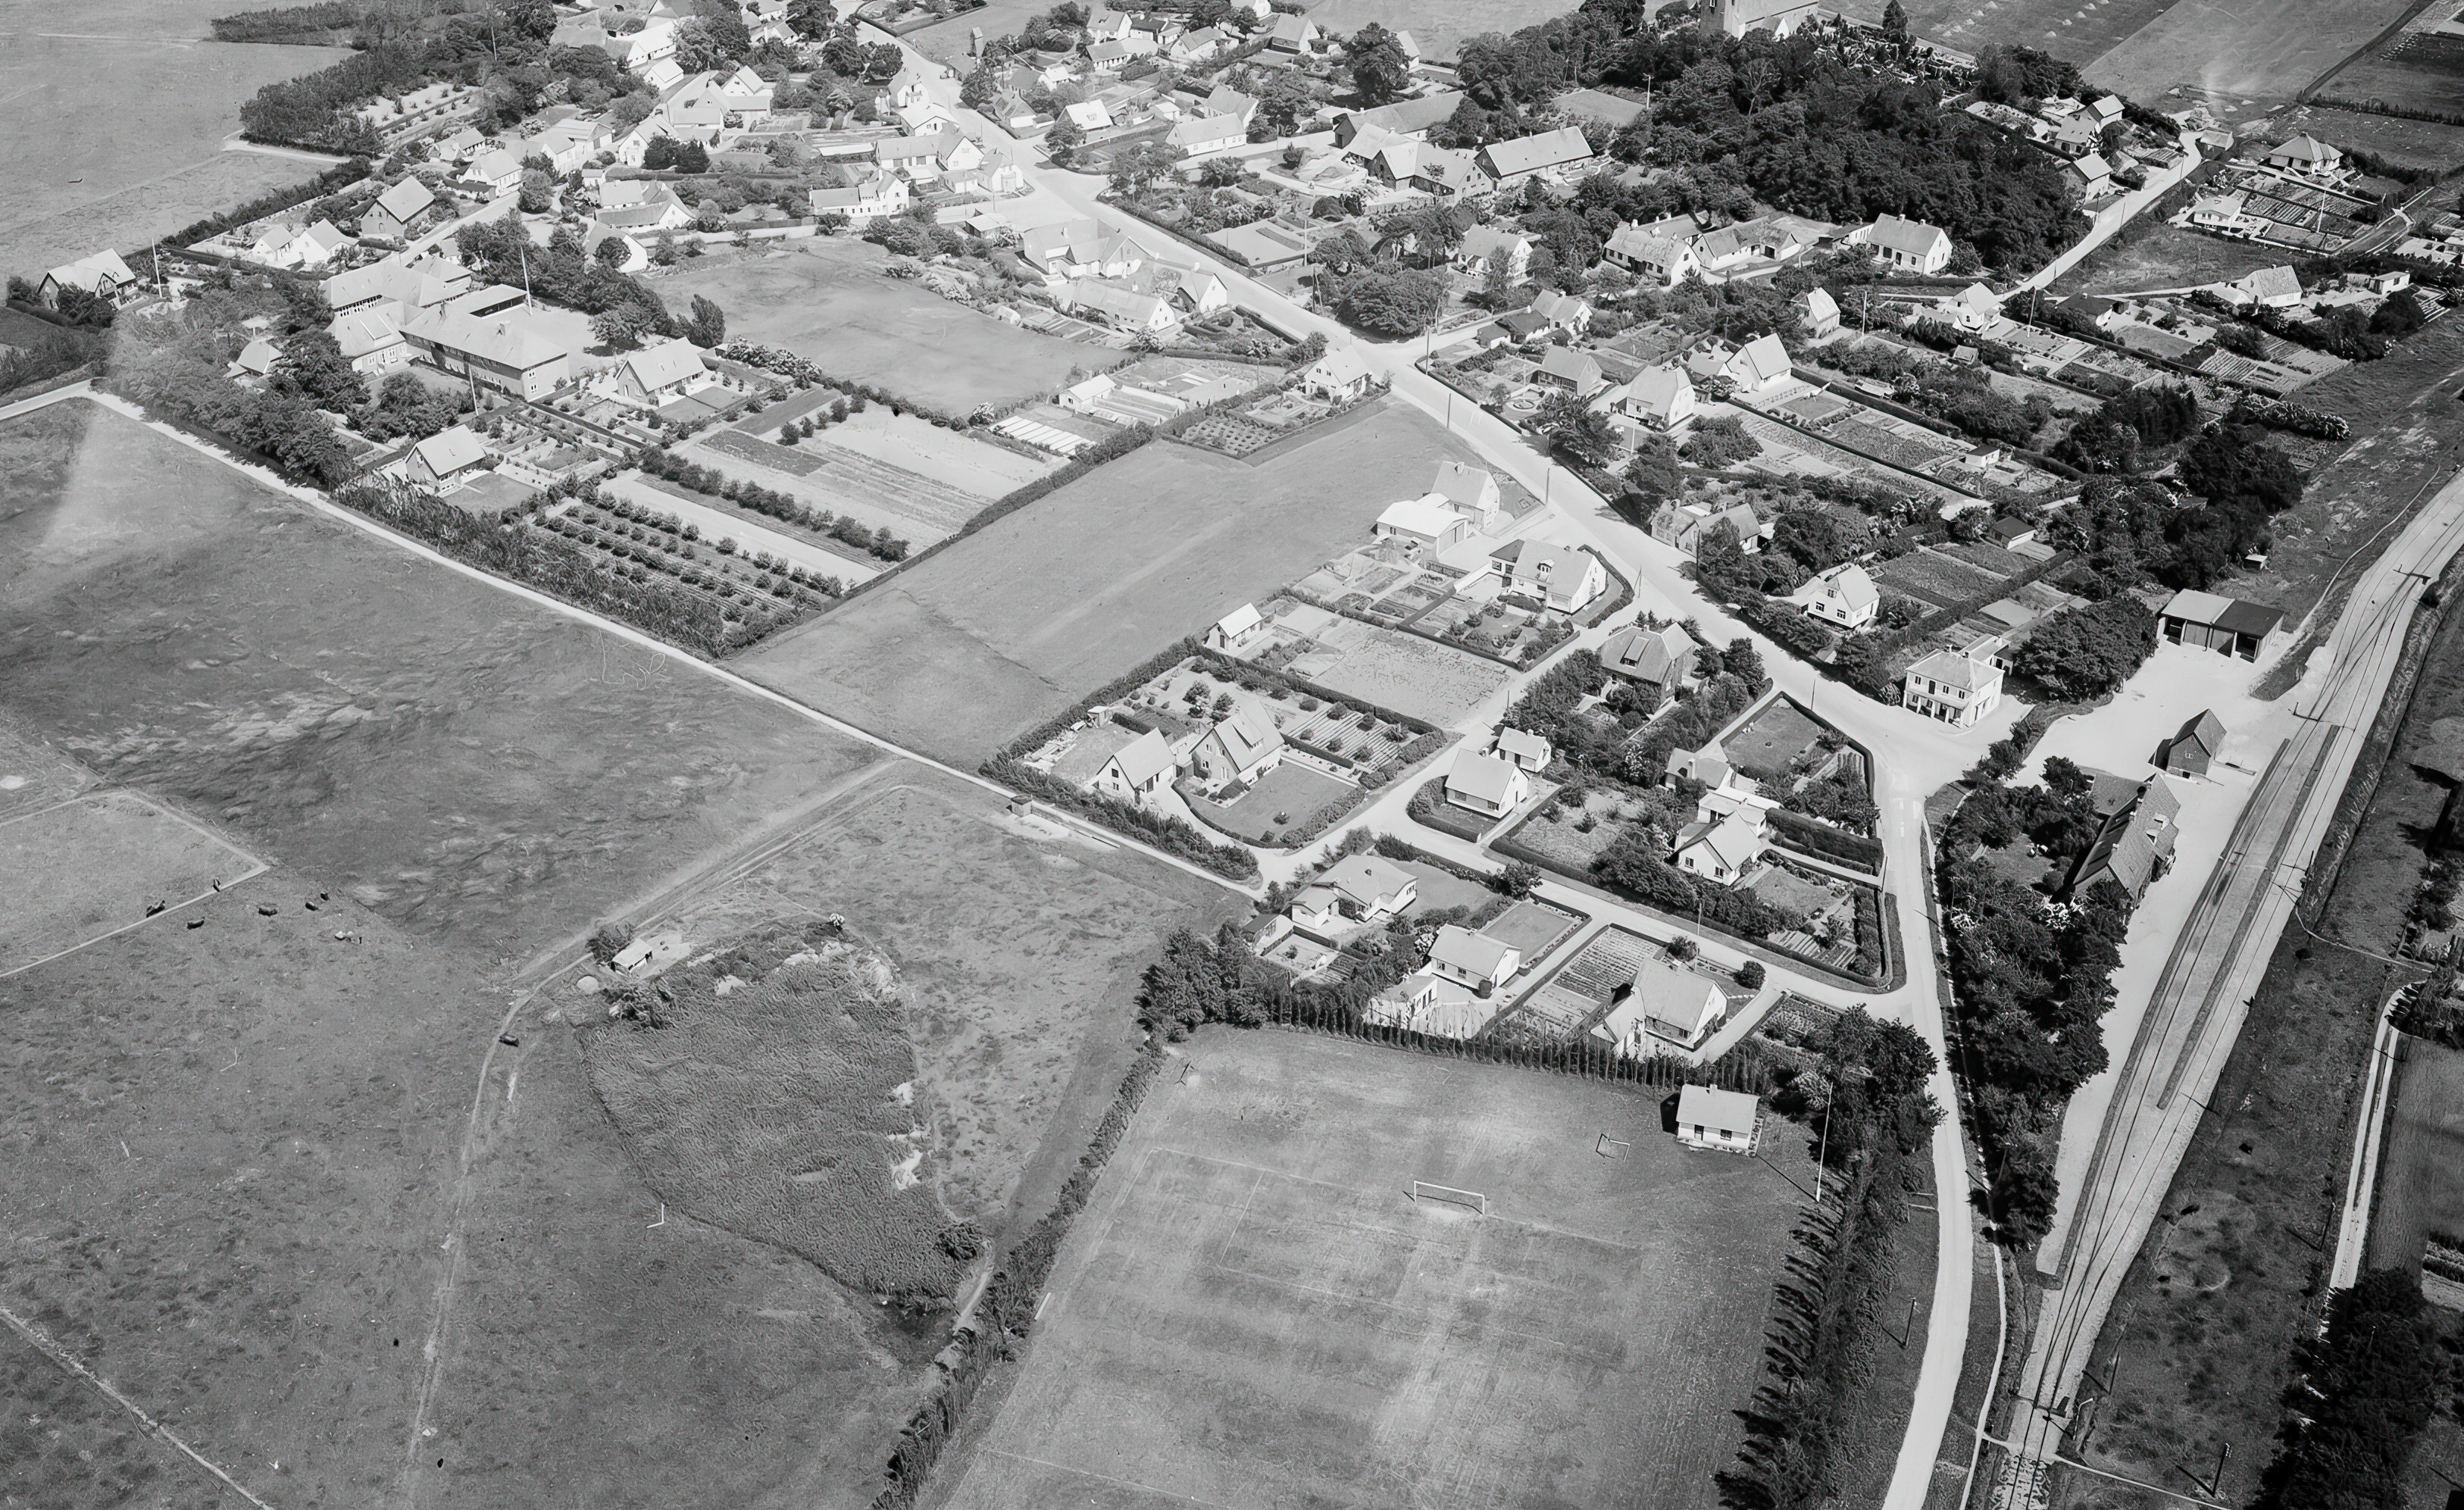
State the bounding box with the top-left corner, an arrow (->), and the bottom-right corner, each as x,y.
735,400 -> 1497,764
2070,566 -> 2464,1505
2324,33 -> 2464,121
2272,103 -> 2464,171
1828,0 -> 2175,67
1283,0 -> 1577,61
902,0 -> 1046,68
0,789 -> 264,974
670,774 -> 1248,1236
935,1029 -> 1815,1510
2076,0 -> 2415,105
0,399 -> 873,971
654,239 -> 1092,414
2049,215 -> 2290,298
1295,612 -> 1515,727
0,0 -> 335,275
1722,696 -> 1831,786
1186,759 -> 1359,845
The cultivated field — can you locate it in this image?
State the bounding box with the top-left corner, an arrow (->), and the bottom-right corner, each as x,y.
685,402 -> 1050,546
736,402 -> 1497,762
655,240 -> 1090,413
2366,1038 -> 2464,1276
0,399 -> 872,970
671,774 -> 1248,1233
1280,0 -> 1572,61
1302,614 -> 1515,727
902,0 -> 1046,67
0,0 -> 335,275
2078,0 -> 2415,105
1831,0 -> 2175,65
2318,31 -> 2464,120
0,789 -> 264,974
940,1029 -> 1812,1510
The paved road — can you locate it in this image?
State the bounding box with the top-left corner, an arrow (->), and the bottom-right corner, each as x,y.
1999,464 -> 2464,1499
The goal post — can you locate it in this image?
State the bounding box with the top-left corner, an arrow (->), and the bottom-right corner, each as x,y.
1409,1181 -> 1488,1214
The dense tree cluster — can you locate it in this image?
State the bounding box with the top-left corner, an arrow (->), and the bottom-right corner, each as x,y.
457,211 -> 678,335
2253,1268 -> 2452,1510
2004,596 -> 2155,702
1937,758 -> 2139,1245
106,279 -> 360,486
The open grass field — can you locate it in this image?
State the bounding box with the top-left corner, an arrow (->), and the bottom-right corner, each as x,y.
2080,0 -> 2416,105
671,773 -> 1248,1236
1302,614 -> 1515,727
939,1028 -> 1814,1510
0,789 -> 264,974
0,0 -> 336,276
2049,217 -> 2289,297
1280,0 -> 1573,62
735,402 -> 1495,764
0,399 -> 873,971
654,240 -> 1091,414
2065,567 -> 2464,1505
0,877 -> 484,1510
902,0 -> 1046,68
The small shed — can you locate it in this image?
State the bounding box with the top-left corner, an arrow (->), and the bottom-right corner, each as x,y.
1674,1084 -> 1760,1154
2159,589 -> 2285,660
2162,710 -> 2227,778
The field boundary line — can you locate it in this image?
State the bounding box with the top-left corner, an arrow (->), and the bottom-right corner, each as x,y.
0,1302 -> 280,1509
986,1449 -> 1237,1508
11,386 -> 1256,905
0,791 -> 271,980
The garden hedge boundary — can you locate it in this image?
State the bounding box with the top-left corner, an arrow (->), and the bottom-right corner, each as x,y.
155,158 -> 373,255
985,755 -> 1261,880
1768,808 -> 1885,875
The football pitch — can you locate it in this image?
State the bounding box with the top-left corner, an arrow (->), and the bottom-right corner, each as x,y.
940,1030 -> 1815,1510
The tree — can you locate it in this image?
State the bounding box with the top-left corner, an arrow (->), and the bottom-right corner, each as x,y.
1736,960 -> 1765,989
517,167 -> 555,214
1250,72 -> 1315,139
2254,1268 -> 2447,1510
274,326 -> 367,411
1494,861 -> 1542,900
1328,267 -> 1444,337
1623,434 -> 1681,502
593,305 -> 652,350
1348,23 -> 1412,106
1540,392 -> 1621,469
673,2 -> 752,71
685,294 -> 727,348
785,0 -> 836,39
1983,1136 -> 2058,1245
1108,141 -> 1177,195
1046,114 -> 1086,165
959,63 -> 998,113
1881,0 -> 1910,44
2007,597 -> 2154,701
1679,413 -> 1762,469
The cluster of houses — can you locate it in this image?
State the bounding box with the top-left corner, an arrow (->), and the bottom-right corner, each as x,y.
1364,460 -> 1611,614
2180,135 -> 2386,258
1011,215 -> 1231,334
1959,90 -> 2181,203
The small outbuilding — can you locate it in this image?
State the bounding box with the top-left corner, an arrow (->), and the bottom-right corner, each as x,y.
2158,589 -> 2285,660
2162,709 -> 2227,778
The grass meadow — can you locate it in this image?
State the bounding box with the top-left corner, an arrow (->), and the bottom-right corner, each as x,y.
654,239 -> 1091,414
938,1029 -> 1816,1510
735,401 -> 1497,764
0,399 -> 872,971
580,921 -> 973,1299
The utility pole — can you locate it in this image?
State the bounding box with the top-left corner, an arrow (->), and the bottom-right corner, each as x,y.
2210,1441 -> 2231,1496
1814,1107 -> 1829,1202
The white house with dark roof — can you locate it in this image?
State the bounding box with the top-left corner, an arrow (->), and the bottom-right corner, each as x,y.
1903,647 -> 2004,727
1487,539 -> 1606,613
2225,265 -> 2304,309
1455,224 -> 1532,284
1591,955 -> 1730,1055
1859,214 -> 1953,274
1534,345 -> 1606,398
1444,748 -> 1530,818
1788,563 -> 1879,630
1675,809 -> 1766,887
2261,133 -> 2344,178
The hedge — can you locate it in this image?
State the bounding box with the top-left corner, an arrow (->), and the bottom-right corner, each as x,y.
984,754 -> 1259,880
157,158 -> 373,254
1002,638 -> 1204,759
1767,808 -> 1885,875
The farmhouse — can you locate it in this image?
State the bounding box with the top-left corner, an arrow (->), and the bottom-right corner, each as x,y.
361,176 -> 437,241
1604,215 -> 1703,284
466,147 -> 525,199
1299,347 -> 1378,399
1058,278 -> 1178,334
1902,647 -> 2004,727
2157,589 -> 2284,659
399,305 -> 572,400
1590,956 -> 1729,1054
1600,623 -> 1696,711
1444,748 -> 1530,818
808,177 -> 910,222
1487,539 -> 1606,613
2225,265 -> 2303,310
37,249 -> 140,308
1615,364 -> 1698,430
1169,110 -> 1249,156
1789,563 -> 1880,629
2162,709 -> 2228,778
596,336 -> 713,411
1674,1083 -> 1761,1152
2064,773 -> 2180,901
1053,724 -> 1175,804
1333,92 -> 1463,144
1474,127 -> 1596,187
1860,214 -> 1953,274
1185,706 -> 1284,796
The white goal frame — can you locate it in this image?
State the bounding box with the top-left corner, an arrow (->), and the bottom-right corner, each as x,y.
1409,1181 -> 1488,1214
